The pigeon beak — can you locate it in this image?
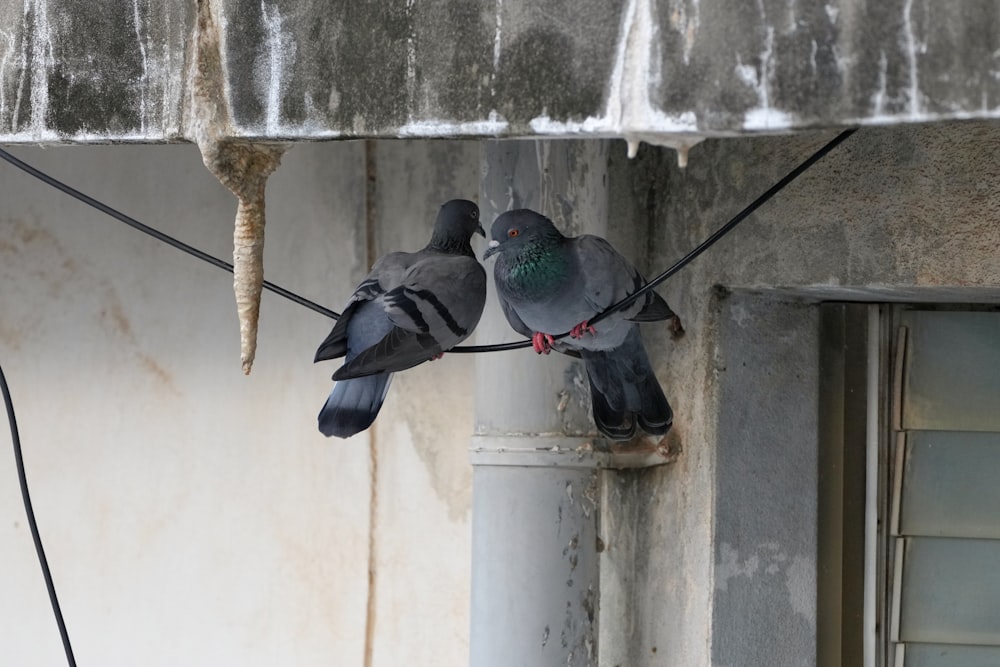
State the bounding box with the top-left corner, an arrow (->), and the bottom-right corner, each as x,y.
482,239 -> 500,261
475,222 -> 486,237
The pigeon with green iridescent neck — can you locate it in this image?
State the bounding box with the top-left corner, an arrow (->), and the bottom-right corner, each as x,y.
483,209 -> 673,440
314,199 -> 487,438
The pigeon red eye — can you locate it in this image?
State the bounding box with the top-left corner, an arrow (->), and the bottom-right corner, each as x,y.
508,229 -> 519,238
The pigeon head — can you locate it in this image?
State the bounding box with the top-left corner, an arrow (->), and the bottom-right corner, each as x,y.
483,209 -> 562,261
428,199 -> 485,254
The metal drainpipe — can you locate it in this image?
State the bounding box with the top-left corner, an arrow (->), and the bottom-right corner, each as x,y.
470,139 -> 669,667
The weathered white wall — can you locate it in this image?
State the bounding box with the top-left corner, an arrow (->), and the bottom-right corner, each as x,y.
367,140 -> 481,667
0,140 -> 479,665
638,119 -> 1000,666
461,120 -> 1000,667
4,120 -> 999,667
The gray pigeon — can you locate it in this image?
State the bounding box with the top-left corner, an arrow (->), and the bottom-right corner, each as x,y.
315,199 -> 487,438
483,209 -> 673,440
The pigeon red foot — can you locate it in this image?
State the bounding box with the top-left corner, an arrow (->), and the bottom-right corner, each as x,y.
569,320 -> 596,339
531,332 -> 555,354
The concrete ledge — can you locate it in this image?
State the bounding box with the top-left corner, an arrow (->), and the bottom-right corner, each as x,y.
470,435 -> 677,469
2,0 -> 998,144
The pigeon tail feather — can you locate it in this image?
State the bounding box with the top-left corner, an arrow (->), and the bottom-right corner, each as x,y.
318,372 -> 392,438
580,327 -> 672,440
587,374 -> 637,439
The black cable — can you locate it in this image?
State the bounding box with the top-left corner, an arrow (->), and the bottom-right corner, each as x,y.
0,128 -> 851,667
1,129 -> 855,356
0,130 -> 852,665
588,128 -> 858,327
452,127 -> 857,353
0,363 -> 77,667
0,148 -> 340,321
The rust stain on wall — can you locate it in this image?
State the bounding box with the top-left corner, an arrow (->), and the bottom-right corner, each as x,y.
0,322 -> 23,350
99,292 -> 181,396
105,300 -> 135,339
394,366 -> 473,522
0,216 -> 75,345
0,214 -> 181,394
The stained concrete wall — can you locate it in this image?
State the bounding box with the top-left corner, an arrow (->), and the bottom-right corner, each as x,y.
462,120 -> 999,666
633,119 -> 1000,666
2,120 -> 999,666
2,0 -> 1000,145
0,140 -> 479,666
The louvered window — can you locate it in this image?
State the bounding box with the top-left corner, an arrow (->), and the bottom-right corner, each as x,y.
889,310 -> 1000,666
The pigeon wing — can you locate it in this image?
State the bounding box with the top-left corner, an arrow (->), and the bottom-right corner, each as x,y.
314,276 -> 383,362
497,293 -> 534,340
334,254 -> 486,379
573,235 -> 673,323
314,252 -> 414,362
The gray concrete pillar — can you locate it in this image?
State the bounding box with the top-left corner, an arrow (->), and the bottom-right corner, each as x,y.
469,139 -> 670,667
470,139 -> 605,667
469,455 -> 600,667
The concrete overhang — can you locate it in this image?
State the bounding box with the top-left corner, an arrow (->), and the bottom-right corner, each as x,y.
2,0 -> 998,151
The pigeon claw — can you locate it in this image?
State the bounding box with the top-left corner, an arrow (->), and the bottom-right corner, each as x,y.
531,332 -> 555,355
569,320 -> 596,339
430,352 -> 444,361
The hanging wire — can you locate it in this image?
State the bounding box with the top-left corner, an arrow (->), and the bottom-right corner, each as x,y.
0,149 -> 339,321
0,130 -> 855,666
0,129 -> 855,355
0,363 -> 77,667
590,128 -> 857,326
453,127 -> 858,352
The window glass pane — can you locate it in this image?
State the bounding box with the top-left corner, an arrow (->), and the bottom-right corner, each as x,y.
900,312 -> 1000,431
902,643 -> 1000,667
899,432 -> 1000,538
898,537 -> 1000,645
